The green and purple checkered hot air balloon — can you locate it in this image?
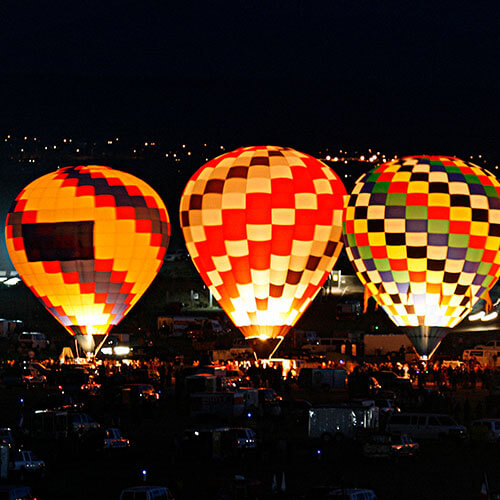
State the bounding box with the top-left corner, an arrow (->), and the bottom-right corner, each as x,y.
343,156 -> 500,358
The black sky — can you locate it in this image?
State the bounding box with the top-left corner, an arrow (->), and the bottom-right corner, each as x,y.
1,1 -> 500,153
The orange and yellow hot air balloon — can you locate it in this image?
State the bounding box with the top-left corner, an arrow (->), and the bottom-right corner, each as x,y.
5,165 -> 170,353
180,146 -> 346,357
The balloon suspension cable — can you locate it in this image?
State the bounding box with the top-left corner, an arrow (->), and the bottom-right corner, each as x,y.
94,334 -> 109,356
74,337 -> 79,361
268,337 -> 285,359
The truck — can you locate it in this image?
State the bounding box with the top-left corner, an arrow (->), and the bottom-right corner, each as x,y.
236,387 -> 260,413
297,368 -> 347,390
0,446 -> 45,479
308,403 -> 379,441
103,428 -> 130,449
462,348 -> 500,368
190,392 -> 245,419
24,409 -> 100,440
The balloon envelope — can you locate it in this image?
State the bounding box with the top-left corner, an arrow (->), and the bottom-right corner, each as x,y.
343,156 -> 500,357
5,165 -> 170,350
180,146 -> 346,357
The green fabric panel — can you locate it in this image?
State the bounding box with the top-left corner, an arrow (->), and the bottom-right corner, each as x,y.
374,258 -> 391,272
448,233 -> 469,248
485,185 -> 499,198
358,246 -> 372,259
372,182 -> 390,193
465,247 -> 483,262
406,205 -> 428,219
428,219 -> 449,233
392,270 -> 410,282
386,193 -> 407,206
464,174 -> 481,184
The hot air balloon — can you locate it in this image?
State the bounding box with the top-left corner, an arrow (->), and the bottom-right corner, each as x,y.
343,156 -> 500,358
5,165 -> 170,354
180,146 -> 346,357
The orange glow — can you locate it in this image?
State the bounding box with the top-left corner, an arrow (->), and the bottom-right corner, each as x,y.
5,165 -> 170,340
180,146 -> 346,344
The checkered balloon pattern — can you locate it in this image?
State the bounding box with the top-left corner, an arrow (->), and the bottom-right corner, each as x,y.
5,165 -> 170,338
180,146 -> 347,341
343,156 -> 500,329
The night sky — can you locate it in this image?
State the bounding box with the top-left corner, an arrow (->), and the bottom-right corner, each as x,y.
1,2 -> 499,268
1,1 -> 499,152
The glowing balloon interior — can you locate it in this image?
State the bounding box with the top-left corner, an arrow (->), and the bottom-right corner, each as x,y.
5,165 -> 170,351
343,156 -> 500,357
180,146 -> 346,357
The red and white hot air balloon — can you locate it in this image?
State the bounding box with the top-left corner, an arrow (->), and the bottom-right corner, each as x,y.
180,146 -> 346,357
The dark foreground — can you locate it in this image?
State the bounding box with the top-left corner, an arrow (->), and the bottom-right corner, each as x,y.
0,384 -> 497,500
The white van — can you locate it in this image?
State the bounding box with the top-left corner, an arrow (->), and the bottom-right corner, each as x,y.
17,332 -> 48,349
386,413 -> 466,440
119,486 -> 174,500
327,488 -> 377,499
462,348 -> 500,367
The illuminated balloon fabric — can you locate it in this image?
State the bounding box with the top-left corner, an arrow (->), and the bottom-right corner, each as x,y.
343,156 -> 500,356
5,165 -> 170,346
180,146 -> 347,356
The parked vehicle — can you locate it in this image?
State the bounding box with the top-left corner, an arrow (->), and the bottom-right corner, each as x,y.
371,371 -> 412,394
230,428 -> 257,449
307,487 -> 377,499
24,409 -> 100,440
17,332 -> 49,349
470,419 -> 500,443
326,488 -> 377,499
308,404 -> 379,441
297,368 -> 347,390
362,433 -> 419,459
122,384 -> 160,404
183,426 -> 232,460
0,428 -> 15,448
190,392 -> 244,418
9,449 -> 45,478
374,398 -> 400,417
224,369 -> 246,388
0,485 -> 35,500
386,413 -> 466,440
120,486 -> 174,500
103,428 -> 130,449
463,348 -> 500,367
237,387 -> 260,413
22,367 -> 47,389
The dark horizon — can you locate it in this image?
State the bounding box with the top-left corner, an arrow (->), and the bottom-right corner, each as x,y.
2,73 -> 499,157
